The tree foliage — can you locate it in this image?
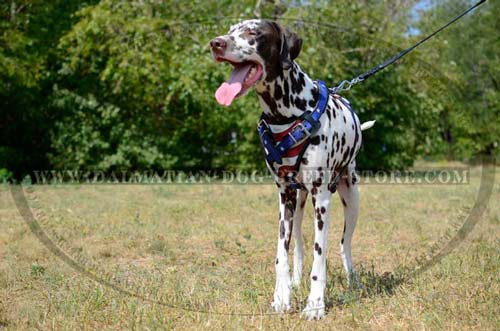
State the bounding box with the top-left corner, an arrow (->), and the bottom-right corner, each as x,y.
1,0 -> 497,178
418,0 -> 499,159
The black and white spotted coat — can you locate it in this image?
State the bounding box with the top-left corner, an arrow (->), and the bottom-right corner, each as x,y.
211,19 -> 374,320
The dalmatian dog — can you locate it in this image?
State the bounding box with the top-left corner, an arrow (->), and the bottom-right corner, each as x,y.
210,19 -> 374,320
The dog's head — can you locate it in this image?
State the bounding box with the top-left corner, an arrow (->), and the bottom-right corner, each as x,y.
210,19 -> 302,106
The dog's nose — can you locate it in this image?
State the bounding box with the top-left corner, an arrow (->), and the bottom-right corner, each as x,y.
210,37 -> 227,51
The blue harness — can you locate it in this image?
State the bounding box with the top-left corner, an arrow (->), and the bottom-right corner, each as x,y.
257,80 -> 330,188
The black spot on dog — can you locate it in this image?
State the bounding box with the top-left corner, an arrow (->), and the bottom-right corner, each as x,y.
310,136 -> 320,145
279,220 -> 285,239
318,220 -> 324,230
290,70 -> 305,95
276,258 -> 279,264
248,38 -> 255,45
332,99 -> 340,110
343,115 -> 346,123
274,84 -> 283,100
312,275 -> 318,281
320,206 -> 326,214
298,72 -> 305,89
261,90 -> 278,114
283,81 -> 290,107
295,97 -> 306,111
342,147 -> 350,164
311,187 -> 318,195
280,192 -> 286,204
341,198 -> 347,207
314,242 -> 322,255
301,157 -> 308,165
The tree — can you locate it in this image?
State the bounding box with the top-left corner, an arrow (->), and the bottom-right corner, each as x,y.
3,0 -> 494,178
417,0 -> 499,160
0,0 -> 99,179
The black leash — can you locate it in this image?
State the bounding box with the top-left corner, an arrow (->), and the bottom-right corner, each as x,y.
330,0 -> 487,94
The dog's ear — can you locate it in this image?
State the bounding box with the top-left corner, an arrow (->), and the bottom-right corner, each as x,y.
270,22 -> 303,70
282,29 -> 302,68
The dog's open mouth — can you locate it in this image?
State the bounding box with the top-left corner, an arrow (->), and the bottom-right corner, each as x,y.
215,59 -> 263,106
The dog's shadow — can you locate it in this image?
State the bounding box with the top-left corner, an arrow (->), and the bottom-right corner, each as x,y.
323,264 -> 408,309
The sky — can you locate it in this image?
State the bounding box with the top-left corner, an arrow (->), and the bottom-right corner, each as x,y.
408,0 -> 434,35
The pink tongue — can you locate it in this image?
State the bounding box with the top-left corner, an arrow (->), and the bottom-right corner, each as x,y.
215,63 -> 253,106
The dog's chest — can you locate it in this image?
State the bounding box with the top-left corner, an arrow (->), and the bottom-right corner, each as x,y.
265,94 -> 362,186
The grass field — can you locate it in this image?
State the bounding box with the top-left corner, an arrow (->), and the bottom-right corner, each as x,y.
0,164 -> 498,330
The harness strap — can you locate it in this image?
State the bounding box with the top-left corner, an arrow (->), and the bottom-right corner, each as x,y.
273,80 -> 329,157
257,80 -> 329,166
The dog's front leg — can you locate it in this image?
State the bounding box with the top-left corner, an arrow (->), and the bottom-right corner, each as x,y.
271,185 -> 296,312
292,189 -> 308,287
303,187 -> 331,320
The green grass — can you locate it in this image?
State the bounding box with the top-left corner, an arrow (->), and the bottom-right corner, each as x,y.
0,164 -> 498,330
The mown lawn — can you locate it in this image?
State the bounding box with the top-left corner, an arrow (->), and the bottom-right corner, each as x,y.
0,164 -> 498,330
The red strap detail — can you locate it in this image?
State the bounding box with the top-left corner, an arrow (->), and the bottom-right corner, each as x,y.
272,120 -> 300,141
270,120 -> 308,178
277,165 -> 297,178
283,141 -> 308,157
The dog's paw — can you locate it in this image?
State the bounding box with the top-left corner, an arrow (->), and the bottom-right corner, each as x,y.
271,300 -> 291,313
301,297 -> 325,320
271,278 -> 291,313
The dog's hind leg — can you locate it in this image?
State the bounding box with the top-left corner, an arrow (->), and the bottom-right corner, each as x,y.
292,189 -> 308,287
336,162 -> 360,287
303,187 -> 332,320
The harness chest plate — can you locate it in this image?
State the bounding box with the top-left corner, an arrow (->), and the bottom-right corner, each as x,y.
257,80 -> 329,182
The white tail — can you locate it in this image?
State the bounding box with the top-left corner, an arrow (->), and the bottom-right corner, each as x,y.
360,120 -> 376,131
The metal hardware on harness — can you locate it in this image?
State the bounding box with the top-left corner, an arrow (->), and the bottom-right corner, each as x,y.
330,0 -> 487,94
257,80 -> 329,167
